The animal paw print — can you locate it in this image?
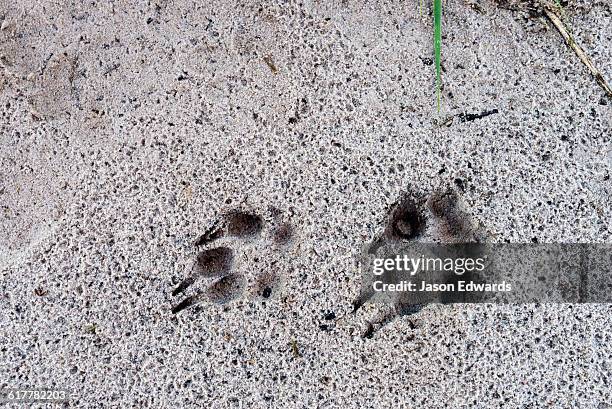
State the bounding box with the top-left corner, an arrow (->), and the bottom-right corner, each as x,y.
171,209 -> 294,313
352,187 -> 487,338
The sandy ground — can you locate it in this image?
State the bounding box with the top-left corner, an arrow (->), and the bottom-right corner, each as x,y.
1,0 -> 611,407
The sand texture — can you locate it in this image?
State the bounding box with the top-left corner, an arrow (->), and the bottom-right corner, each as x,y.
1,0 -> 611,407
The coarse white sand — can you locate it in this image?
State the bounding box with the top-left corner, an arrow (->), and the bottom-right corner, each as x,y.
1,0 -> 611,407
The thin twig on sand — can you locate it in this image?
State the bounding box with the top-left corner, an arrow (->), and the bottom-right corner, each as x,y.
542,3 -> 612,98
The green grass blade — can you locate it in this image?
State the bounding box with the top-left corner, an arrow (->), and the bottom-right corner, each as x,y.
434,0 -> 442,111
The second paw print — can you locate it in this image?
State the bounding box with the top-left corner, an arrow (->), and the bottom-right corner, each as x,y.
171,208 -> 294,313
